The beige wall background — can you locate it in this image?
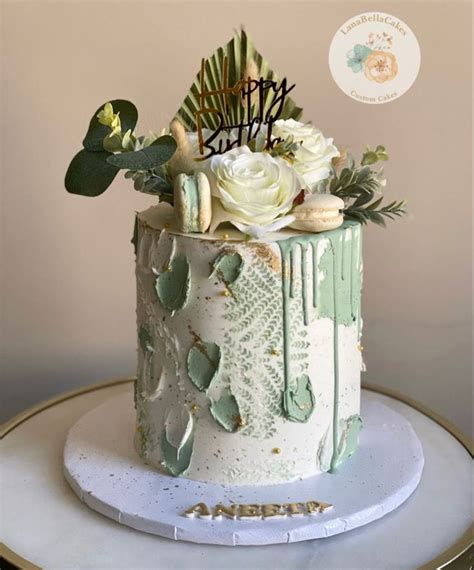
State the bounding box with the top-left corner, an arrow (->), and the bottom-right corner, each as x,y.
1,1 -> 472,436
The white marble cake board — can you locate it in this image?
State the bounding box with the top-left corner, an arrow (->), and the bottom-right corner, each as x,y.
63,392 -> 424,546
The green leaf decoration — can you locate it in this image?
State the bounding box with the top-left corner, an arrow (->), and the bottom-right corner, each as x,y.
82,99 -> 138,152
161,424 -> 195,477
209,387 -> 241,432
107,135 -> 177,170
187,340 -> 221,392
154,250 -> 191,314
330,145 -> 406,227
65,149 -> 119,196
175,29 -> 303,131
282,374 -> 315,423
360,151 -> 378,166
138,326 -> 153,354
210,251 -> 243,284
331,414 -> 363,470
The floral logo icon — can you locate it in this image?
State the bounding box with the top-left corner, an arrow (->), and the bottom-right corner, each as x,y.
347,32 -> 398,83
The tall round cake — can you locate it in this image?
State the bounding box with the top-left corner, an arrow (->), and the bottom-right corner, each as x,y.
134,205 -> 363,485
65,28 -> 406,496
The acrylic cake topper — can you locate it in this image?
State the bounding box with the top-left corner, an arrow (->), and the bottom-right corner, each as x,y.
194,54 -> 296,159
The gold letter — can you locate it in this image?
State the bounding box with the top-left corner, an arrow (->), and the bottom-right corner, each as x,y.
306,500 -> 333,515
238,504 -> 262,519
184,502 -> 211,519
284,502 -> 305,517
262,504 -> 286,518
213,504 -> 238,519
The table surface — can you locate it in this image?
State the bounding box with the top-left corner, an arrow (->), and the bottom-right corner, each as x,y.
1,380 -> 472,570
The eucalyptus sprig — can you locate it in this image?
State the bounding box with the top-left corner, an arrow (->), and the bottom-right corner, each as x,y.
124,168 -> 173,201
65,101 -> 176,198
329,145 -> 406,227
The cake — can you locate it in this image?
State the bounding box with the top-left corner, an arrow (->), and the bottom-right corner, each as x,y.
65,30 -> 405,488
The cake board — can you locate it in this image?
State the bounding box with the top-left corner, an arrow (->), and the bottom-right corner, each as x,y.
63,392 -> 424,546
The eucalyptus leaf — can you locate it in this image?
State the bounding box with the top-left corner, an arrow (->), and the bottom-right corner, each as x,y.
107,136 -> 177,170
361,151 -> 378,166
82,99 -> 138,152
142,174 -> 173,195
65,149 -> 119,196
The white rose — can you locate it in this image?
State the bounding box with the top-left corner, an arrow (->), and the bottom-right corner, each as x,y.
271,119 -> 340,191
208,146 -> 301,238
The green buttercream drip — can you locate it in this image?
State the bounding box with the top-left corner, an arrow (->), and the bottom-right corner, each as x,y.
289,248 -> 296,298
330,235 -> 341,472
210,251 -> 243,284
356,230 -> 363,340
301,244 -> 309,326
312,243 -> 318,308
161,426 -> 195,477
316,228 -> 359,326
280,252 -> 292,415
155,246 -> 191,315
209,387 -> 241,432
277,222 -> 361,424
187,340 -> 221,393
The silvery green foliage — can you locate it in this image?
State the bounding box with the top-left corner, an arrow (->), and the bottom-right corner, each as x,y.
65,100 -> 138,197
65,100 -> 176,200
330,147 -> 406,226
107,135 -> 176,170
125,169 -> 173,196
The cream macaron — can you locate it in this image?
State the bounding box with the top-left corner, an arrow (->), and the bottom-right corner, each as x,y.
289,193 -> 345,233
173,172 -> 212,233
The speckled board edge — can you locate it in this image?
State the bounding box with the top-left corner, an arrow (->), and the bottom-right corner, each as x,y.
63,392 -> 424,546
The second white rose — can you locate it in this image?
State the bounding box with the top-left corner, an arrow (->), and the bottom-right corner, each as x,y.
271,119 -> 340,191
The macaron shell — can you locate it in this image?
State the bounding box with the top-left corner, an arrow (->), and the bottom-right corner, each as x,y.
173,172 -> 212,233
289,213 -> 344,233
195,172 -> 212,232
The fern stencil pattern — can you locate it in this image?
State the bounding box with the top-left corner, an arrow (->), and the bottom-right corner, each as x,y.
223,251 -> 310,439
